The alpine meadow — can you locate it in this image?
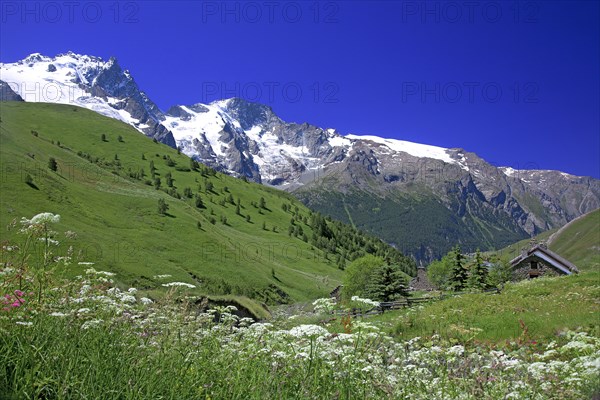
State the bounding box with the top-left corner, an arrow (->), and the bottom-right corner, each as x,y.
1,1 -> 600,398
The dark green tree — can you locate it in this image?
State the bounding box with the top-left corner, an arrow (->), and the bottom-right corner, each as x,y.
195,195 -> 204,208
48,157 -> 57,172
468,250 -> 488,290
365,264 -> 409,302
449,245 -> 468,291
157,198 -> 169,215
165,172 -> 173,187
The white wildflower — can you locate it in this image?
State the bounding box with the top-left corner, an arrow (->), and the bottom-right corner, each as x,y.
162,282 -> 196,288
81,319 -> 103,330
312,297 -> 336,313
119,294 -> 136,304
350,296 -> 380,307
49,312 -> 68,317
30,212 -> 61,224
140,297 -> 153,305
289,324 -> 328,338
448,345 -> 465,357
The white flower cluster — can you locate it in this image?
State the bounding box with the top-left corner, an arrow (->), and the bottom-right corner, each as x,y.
161,282 -> 196,288
350,296 -> 380,307
312,297 -> 335,314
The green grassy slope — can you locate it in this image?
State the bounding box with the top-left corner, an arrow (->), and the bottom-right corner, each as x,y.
494,208 -> 599,271
548,208 -> 600,270
358,270 -> 599,343
0,102 -> 412,304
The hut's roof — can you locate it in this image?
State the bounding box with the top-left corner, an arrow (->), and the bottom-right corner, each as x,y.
510,245 -> 579,275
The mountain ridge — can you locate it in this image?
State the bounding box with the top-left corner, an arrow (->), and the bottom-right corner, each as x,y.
2,52 -> 599,262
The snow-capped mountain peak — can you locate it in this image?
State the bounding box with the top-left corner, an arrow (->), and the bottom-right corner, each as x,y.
0,52 -> 175,146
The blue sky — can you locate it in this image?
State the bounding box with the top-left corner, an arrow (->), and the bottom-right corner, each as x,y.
1,1 -> 599,178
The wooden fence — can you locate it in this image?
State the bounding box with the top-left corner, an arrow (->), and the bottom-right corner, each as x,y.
333,287 -> 501,317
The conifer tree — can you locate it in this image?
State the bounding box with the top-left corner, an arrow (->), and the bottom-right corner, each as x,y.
449,245 -> 468,291
468,250 -> 488,290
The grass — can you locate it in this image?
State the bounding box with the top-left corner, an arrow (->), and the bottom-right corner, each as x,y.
0,102 -> 349,307
1,266 -> 598,400
549,208 -> 600,270
378,270 -> 600,343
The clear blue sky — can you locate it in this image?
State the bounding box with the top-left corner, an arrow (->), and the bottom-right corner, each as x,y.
1,1 -> 598,178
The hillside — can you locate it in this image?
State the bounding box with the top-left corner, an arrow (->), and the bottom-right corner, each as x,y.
548,208 -> 600,270
0,102 -> 414,304
494,208 -> 600,271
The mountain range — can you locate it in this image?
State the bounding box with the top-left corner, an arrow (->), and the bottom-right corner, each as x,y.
2,52 -> 599,262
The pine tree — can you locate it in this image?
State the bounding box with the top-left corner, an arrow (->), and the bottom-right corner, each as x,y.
449,245 -> 468,291
48,157 -> 57,172
165,172 -> 173,187
365,264 -> 408,302
195,195 -> 204,208
157,198 -> 168,215
468,250 -> 488,290
259,197 -> 266,209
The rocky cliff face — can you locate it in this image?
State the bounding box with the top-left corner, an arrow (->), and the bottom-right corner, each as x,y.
0,80 -> 24,101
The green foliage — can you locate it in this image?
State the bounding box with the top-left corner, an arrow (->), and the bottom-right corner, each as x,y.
47,157 -> 57,172
467,250 -> 488,290
427,254 -> 453,290
364,264 -> 409,301
165,172 -> 174,187
296,188 -> 528,263
158,198 -> 169,215
342,255 -> 386,300
486,258 -> 513,288
449,245 -> 468,291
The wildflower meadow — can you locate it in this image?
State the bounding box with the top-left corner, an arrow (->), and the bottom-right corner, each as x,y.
1,213 -> 599,399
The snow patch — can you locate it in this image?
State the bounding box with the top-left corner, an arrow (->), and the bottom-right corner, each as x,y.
346,134 -> 455,164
